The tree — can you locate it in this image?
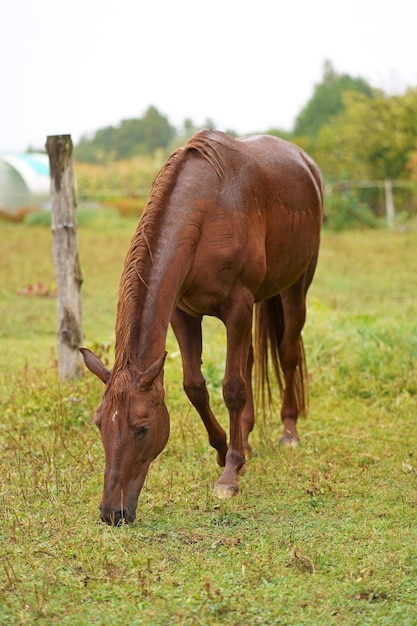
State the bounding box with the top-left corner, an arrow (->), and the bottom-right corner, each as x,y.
312,88 -> 417,224
315,88 -> 417,181
139,105 -> 176,153
407,150 -> 417,182
293,60 -> 374,140
75,106 -> 176,162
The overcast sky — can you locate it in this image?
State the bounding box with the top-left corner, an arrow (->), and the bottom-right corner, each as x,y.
1,0 -> 417,152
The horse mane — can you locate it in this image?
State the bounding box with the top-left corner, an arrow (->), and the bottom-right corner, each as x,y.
112,130 -> 227,373
184,129 -> 227,179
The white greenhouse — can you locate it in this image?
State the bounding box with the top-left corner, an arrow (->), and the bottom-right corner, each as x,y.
0,153 -> 50,215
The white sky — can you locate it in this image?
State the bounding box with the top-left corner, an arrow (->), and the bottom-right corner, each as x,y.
1,0 -> 417,152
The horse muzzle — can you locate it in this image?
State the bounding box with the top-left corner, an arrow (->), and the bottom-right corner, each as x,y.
100,505 -> 136,526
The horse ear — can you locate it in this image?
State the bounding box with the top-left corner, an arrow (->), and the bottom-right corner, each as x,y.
79,348 -> 111,384
138,352 -> 167,391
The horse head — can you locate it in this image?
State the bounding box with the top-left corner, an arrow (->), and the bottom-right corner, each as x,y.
80,348 -> 169,525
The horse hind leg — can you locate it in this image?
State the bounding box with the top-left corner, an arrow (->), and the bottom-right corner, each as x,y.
278,281 -> 309,447
241,341 -> 255,456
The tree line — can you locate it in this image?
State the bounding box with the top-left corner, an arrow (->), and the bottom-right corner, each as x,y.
74,61 -> 417,227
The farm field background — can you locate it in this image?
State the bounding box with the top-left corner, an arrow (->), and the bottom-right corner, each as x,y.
1,213 -> 417,625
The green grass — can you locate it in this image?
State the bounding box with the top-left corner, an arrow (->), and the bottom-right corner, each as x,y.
1,215 -> 417,624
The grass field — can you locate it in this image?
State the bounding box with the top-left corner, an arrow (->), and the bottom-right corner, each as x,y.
1,213 -> 417,625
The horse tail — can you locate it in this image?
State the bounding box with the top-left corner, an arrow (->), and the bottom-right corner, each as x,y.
253,295 -> 308,418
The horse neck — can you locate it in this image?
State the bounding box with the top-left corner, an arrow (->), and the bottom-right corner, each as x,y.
111,134 -> 225,374
113,206 -> 192,373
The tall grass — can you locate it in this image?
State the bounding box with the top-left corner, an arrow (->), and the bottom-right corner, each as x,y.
1,216 -> 417,624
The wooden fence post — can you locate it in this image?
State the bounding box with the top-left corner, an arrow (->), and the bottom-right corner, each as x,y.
46,134 -> 83,379
384,179 -> 395,229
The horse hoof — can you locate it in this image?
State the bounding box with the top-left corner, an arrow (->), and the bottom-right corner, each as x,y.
213,483 -> 239,499
279,435 -> 299,448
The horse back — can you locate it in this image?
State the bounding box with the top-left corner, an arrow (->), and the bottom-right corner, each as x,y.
182,130 -> 323,233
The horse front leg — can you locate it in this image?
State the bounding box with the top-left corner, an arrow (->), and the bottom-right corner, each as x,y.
171,307 -> 228,466
213,293 -> 253,498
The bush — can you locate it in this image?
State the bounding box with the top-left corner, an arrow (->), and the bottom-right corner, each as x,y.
324,189 -> 380,230
24,209 -> 52,226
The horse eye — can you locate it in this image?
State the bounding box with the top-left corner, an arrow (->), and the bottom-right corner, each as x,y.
135,425 -> 149,437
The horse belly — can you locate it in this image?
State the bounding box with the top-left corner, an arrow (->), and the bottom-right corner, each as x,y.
254,209 -> 320,301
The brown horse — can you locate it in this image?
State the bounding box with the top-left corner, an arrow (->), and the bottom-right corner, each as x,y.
81,129 -> 323,525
